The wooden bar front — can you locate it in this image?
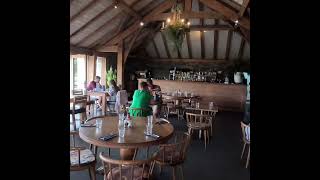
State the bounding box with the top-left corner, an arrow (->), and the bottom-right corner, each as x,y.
138,79 -> 247,112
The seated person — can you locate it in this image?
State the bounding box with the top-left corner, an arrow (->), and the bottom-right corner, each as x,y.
146,78 -> 162,117
107,80 -> 120,111
87,76 -> 102,109
129,82 -> 157,117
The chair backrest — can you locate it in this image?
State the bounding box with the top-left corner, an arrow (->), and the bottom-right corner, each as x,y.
85,115 -> 108,123
70,131 -> 84,166
240,121 -> 250,143
99,152 -> 157,180
73,95 -> 88,108
201,109 -> 217,118
72,89 -> 83,95
158,132 -> 191,165
185,113 -> 211,126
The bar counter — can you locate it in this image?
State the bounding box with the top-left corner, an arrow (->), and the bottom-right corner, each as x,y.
138,79 -> 247,112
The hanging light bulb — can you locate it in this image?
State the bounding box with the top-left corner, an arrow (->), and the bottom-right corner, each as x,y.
114,5 -> 117,8
140,22 -> 144,26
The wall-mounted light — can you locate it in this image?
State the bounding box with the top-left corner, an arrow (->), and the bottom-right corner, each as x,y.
187,22 -> 190,26
166,18 -> 171,23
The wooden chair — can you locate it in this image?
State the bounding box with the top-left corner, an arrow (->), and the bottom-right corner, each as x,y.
99,151 -> 157,180
185,113 -> 211,150
240,122 -> 250,168
70,95 -> 88,130
70,131 -> 96,180
155,132 -> 191,180
164,101 -> 184,121
72,89 -> 83,95
201,109 -> 218,136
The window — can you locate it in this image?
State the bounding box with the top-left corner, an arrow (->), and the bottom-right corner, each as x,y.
96,57 -> 102,78
70,55 -> 86,93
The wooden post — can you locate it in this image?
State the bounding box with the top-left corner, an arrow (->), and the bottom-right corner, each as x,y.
86,55 -> 95,84
101,57 -> 107,86
117,41 -> 124,88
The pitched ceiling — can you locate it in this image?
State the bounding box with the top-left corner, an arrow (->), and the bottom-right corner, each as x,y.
70,0 -> 250,61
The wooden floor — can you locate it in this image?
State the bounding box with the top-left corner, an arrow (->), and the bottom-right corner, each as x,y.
70,111 -> 250,180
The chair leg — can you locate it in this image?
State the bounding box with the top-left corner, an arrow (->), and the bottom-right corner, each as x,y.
241,143 -> 247,159
207,130 -> 210,144
199,130 -> 202,139
246,146 -> 250,168
159,164 -> 162,175
204,130 -> 207,150
179,165 -> 184,180
172,167 -> 176,180
89,164 -> 96,180
210,124 -> 213,136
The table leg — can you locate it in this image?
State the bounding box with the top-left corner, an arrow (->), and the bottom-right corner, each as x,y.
102,94 -> 106,115
120,148 -> 136,160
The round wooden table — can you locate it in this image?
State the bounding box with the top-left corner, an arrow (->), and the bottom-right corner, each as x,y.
79,116 -> 174,160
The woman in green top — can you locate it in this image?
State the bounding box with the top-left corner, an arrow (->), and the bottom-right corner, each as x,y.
129,82 -> 157,117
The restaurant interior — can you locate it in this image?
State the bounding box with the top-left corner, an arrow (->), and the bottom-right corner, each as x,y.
70,0 -> 250,179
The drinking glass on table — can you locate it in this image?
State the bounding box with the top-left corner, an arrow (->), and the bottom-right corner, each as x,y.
147,115 -> 153,126
96,119 -> 102,128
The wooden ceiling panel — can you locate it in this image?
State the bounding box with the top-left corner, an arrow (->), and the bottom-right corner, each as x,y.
133,0 -> 152,11
146,42 -> 157,58
78,18 -> 122,47
70,0 -> 92,18
70,0 -> 111,34
217,30 -> 228,59
189,31 -> 202,59
180,37 -> 190,58
229,31 -> 242,60
161,32 -> 178,58
70,9 -> 120,44
242,41 -> 250,60
153,32 -> 168,58
141,0 -> 165,16
204,31 -> 214,59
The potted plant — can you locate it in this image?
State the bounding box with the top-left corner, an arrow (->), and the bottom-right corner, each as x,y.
106,66 -> 117,87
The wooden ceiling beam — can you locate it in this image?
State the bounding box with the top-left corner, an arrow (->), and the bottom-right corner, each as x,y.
100,0 -> 174,47
147,11 -> 225,21
239,0 -> 250,17
71,2 -> 115,37
96,45 -> 118,52
70,45 -> 111,56
185,0 -> 192,11
238,37 -> 245,59
189,25 -> 233,31
186,32 -> 192,59
118,0 -> 141,19
70,0 -> 99,22
213,20 -> 219,59
124,28 -> 142,64
225,30 -> 233,60
74,13 -> 124,46
199,0 -> 250,30
144,58 -> 228,65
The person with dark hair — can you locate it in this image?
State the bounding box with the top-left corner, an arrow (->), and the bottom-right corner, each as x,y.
87,76 -> 102,91
106,80 -> 120,111
129,82 -> 157,117
146,78 -> 162,117
87,76 -> 103,109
